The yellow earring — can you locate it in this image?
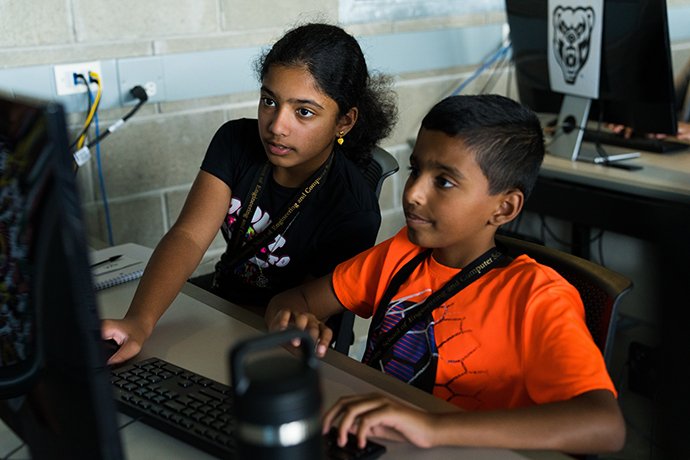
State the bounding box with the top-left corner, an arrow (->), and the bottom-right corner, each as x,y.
337,131 -> 345,146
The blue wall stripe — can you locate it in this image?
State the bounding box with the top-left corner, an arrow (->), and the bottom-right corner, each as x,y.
360,24 -> 503,75
668,6 -> 690,42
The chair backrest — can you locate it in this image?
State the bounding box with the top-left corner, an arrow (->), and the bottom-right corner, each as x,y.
331,147 -> 400,355
495,234 -> 632,366
359,146 -> 400,198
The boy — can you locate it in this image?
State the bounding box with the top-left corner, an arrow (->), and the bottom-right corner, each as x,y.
265,95 -> 625,454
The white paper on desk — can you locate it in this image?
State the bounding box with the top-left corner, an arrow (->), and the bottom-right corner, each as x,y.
91,255 -> 145,291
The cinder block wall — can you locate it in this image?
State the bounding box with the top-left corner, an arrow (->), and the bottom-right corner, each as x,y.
3,0 -> 688,257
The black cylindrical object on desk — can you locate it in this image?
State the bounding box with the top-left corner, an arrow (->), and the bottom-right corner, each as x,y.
230,329 -> 322,460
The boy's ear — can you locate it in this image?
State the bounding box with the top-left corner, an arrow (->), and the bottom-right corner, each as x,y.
490,189 -> 524,227
336,107 -> 359,136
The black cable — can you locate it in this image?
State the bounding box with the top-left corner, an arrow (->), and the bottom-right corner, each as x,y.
76,73 -> 92,114
123,85 -> 148,121
539,215 -> 572,249
594,229 -> 606,267
540,213 -> 609,264
85,85 -> 148,149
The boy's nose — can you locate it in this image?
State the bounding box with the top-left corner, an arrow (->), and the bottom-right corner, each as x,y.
403,177 -> 427,205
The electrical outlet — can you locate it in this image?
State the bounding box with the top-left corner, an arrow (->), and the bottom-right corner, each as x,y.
143,81 -> 157,98
54,61 -> 103,96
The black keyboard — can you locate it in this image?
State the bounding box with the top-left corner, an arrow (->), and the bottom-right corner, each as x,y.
582,129 -> 688,153
110,357 -> 386,459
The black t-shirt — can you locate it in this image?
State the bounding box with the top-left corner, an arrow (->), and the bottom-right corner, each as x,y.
200,118 -> 381,306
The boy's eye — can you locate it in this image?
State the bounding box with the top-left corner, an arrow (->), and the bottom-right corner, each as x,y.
406,164 -> 419,176
435,176 -> 454,189
297,107 -> 315,118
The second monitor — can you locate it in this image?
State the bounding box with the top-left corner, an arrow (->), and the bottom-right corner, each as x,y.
506,0 -> 678,160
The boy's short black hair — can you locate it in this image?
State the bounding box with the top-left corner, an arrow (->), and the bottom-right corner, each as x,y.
421,94 -> 544,199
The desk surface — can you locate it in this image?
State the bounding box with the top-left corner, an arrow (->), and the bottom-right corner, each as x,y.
525,141 -> 690,251
541,142 -> 690,204
0,244 -> 569,460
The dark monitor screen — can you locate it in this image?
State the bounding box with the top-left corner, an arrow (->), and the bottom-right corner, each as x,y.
506,0 -> 677,136
0,92 -> 123,459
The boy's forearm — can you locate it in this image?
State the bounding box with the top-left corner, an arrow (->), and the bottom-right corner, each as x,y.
428,390 -> 625,454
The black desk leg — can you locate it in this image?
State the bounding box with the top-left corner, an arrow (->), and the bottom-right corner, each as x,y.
571,224 -> 591,260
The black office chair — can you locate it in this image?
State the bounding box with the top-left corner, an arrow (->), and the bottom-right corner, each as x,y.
495,234 -> 632,367
359,146 -> 401,198
330,147 -> 400,355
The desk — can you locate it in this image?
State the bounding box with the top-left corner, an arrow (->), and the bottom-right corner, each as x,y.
526,146 -> 690,257
0,244 -> 569,460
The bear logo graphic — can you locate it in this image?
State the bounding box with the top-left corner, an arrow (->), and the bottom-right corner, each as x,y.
552,6 -> 595,85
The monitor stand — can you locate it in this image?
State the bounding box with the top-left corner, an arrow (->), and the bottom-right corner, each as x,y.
547,94 -> 642,165
548,94 -> 591,162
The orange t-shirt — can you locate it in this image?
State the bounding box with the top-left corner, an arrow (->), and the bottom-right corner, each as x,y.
332,227 -> 616,411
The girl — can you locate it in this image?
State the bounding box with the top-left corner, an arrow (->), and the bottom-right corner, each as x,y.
102,23 -> 398,364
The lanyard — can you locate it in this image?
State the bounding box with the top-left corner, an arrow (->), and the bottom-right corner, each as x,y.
224,153 -> 334,270
364,246 -> 509,368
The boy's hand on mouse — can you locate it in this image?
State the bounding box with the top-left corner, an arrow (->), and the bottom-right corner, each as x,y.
322,393 -> 438,449
268,308 -> 333,357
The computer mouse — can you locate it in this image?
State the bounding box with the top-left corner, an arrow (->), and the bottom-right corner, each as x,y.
102,338 -> 120,361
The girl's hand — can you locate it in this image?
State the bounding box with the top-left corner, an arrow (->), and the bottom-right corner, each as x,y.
101,318 -> 149,365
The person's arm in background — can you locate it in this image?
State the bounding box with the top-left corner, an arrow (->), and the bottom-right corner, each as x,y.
101,171 -> 230,364
608,120 -> 690,141
265,274 -> 346,357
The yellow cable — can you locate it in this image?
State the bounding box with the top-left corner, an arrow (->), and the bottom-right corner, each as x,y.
77,71 -> 102,149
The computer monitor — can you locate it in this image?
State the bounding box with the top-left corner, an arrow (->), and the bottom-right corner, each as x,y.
506,0 -> 677,160
0,92 -> 123,459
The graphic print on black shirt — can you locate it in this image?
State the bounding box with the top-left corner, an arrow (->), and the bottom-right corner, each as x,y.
222,195 -> 292,289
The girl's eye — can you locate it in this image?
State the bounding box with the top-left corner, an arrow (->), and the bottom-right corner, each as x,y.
261,97 -> 276,107
297,108 -> 315,118
406,165 -> 419,177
